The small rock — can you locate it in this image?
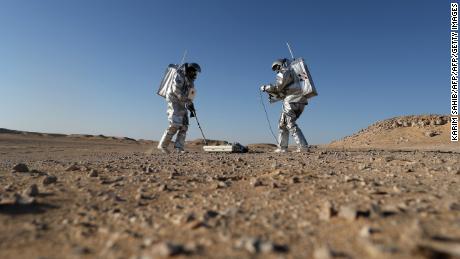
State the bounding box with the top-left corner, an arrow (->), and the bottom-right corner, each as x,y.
360,239 -> 398,257
319,201 -> 336,221
135,193 -> 144,201
250,177 -> 263,187
4,184 -> 14,192
418,120 -> 428,127
12,193 -> 35,205
446,166 -> 458,173
384,156 -> 395,162
359,226 -> 380,238
203,210 -> 219,220
236,237 -> 288,254
290,176 -> 300,184
73,246 -> 91,255
416,241 -> 460,258
449,203 -> 460,211
13,163 -> 29,173
338,205 -> 357,221
358,163 -> 369,170
158,184 -> 168,192
42,175 -> 57,185
434,118 -> 444,125
425,131 -> 439,137
271,181 -> 280,188
151,242 -> 187,257
24,184 -> 39,197
143,238 -> 154,246
29,169 -> 47,175
215,181 -> 228,189
145,165 -> 153,173
88,169 -> 98,177
260,241 -> 289,253
136,192 -> 152,201
65,164 -> 79,171
372,204 -> 399,217
313,246 -> 333,259
314,245 -> 349,259
114,195 -> 125,202
169,170 -> 180,179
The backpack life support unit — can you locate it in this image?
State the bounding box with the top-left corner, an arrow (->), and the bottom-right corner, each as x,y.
290,58 -> 318,99
157,64 -> 196,100
157,64 -> 179,98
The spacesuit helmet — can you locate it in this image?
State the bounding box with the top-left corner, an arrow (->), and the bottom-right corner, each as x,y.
271,58 -> 287,72
185,63 -> 201,80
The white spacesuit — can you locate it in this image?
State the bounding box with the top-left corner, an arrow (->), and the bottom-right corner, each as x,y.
261,58 -> 309,153
158,63 -> 200,153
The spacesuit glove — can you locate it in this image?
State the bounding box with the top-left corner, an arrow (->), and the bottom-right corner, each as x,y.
187,102 -> 196,117
260,85 -> 267,92
186,102 -> 195,112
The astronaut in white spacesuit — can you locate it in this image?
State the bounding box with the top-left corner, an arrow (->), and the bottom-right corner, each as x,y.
158,63 -> 200,153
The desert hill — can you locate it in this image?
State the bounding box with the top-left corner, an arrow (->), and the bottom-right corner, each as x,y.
327,115 -> 458,152
0,128 -> 235,150
0,128 -> 212,145
0,128 -> 140,142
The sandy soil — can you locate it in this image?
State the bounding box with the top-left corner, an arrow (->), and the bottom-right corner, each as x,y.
1,115 -> 459,259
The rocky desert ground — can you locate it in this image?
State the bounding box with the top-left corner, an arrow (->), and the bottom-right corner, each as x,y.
0,115 -> 459,259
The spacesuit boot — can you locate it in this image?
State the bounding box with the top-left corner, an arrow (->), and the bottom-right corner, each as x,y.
158,126 -> 178,153
174,126 -> 188,153
291,127 -> 309,152
274,127 -> 289,153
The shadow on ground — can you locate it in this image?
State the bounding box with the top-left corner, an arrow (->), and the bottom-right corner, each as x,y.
0,202 -> 59,215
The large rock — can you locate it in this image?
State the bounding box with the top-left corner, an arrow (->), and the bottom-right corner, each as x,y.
13,163 -> 29,173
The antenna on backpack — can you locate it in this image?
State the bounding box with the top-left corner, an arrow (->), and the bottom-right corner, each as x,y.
286,42 -> 295,59
180,50 -> 187,65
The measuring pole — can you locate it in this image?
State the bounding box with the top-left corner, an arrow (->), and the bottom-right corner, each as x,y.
192,110 -> 208,146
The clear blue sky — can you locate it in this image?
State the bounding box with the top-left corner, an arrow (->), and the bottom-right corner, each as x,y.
0,0 -> 449,144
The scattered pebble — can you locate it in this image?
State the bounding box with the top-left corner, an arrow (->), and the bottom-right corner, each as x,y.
150,242 -> 188,257
425,131 -> 439,137
158,184 -> 168,192
318,201 -> 336,221
290,176 -> 300,184
24,184 -> 39,197
236,237 -> 288,254
42,175 -> 57,185
65,164 -> 79,171
250,177 -> 263,187
313,246 -> 332,259
88,169 -> 98,177
338,205 -> 357,221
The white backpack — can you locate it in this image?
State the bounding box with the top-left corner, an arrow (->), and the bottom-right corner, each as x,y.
157,64 -> 196,100
157,64 -> 179,98
290,58 -> 318,99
